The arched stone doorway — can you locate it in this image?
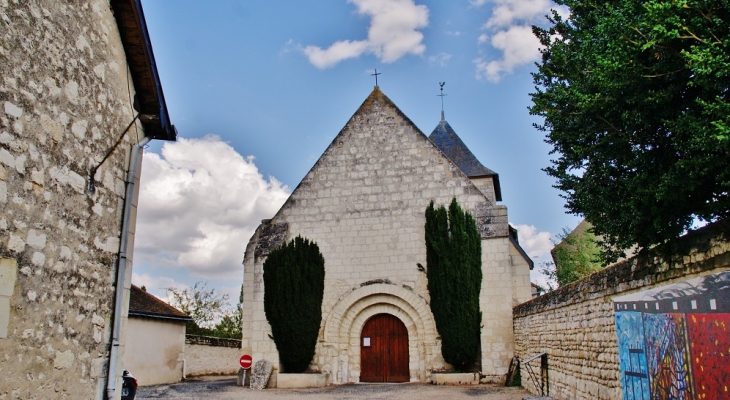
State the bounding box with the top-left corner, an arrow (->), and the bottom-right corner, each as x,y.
360,313 -> 409,382
319,283 -> 441,383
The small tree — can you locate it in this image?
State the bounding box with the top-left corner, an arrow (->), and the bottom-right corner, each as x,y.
425,198 -> 482,371
213,286 -> 243,339
166,281 -> 230,336
550,226 -> 603,286
263,236 -> 325,373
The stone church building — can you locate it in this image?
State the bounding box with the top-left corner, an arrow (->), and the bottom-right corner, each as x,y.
241,87 -> 533,384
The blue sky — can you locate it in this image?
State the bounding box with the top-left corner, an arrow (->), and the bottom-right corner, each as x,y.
132,0 -> 579,303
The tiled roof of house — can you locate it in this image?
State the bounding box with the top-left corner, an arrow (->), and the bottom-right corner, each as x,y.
128,285 -> 191,321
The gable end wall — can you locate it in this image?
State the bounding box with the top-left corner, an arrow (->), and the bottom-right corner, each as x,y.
241,89 -> 527,383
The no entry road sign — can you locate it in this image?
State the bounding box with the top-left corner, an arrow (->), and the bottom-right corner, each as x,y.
239,354 -> 252,369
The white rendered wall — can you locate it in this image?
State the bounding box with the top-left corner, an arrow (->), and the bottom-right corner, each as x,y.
122,318 -> 186,386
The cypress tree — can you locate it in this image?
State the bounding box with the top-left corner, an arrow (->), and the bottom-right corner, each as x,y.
263,235 -> 325,373
425,198 -> 482,370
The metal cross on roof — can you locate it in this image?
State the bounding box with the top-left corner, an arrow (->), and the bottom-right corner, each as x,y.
372,69 -> 381,86
438,82 -> 447,120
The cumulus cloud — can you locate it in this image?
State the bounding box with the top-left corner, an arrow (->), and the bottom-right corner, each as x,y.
304,0 -> 429,68
484,0 -> 554,28
474,26 -> 541,82
512,224 -> 556,290
513,224 -> 553,259
131,273 -> 183,301
428,52 -> 452,67
135,136 -> 290,280
473,0 -> 568,82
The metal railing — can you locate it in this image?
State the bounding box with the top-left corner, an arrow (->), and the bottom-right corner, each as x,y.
521,353 -> 549,397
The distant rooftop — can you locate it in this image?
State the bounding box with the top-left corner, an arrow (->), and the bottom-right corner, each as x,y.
128,285 -> 191,322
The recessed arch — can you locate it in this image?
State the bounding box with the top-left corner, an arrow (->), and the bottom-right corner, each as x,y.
320,283 -> 438,382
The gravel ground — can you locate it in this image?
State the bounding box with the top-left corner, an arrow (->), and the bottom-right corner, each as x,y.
136,376 -> 534,400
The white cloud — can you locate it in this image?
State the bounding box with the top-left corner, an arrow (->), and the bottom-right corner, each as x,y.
131,273 -> 183,301
135,136 -> 290,280
475,25 -> 541,82
512,224 -> 556,290
513,224 -> 553,259
484,0 -> 553,28
304,0 -> 429,69
473,0 -> 568,82
428,52 -> 452,67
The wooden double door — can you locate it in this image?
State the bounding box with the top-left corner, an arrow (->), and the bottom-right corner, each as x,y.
360,313 -> 409,382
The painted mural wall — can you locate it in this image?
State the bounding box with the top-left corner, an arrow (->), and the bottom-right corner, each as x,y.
614,270 -> 730,399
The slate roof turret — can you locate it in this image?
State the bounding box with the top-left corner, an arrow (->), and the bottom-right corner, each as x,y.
429,119 -> 502,201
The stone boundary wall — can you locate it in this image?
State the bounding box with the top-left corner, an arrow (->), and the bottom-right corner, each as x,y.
513,222 -> 730,399
186,334 -> 241,348
185,335 -> 242,377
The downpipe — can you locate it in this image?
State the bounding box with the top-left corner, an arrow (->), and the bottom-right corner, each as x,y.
106,137 -> 150,400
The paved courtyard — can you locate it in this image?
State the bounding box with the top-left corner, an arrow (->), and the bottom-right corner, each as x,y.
137,376 -> 534,400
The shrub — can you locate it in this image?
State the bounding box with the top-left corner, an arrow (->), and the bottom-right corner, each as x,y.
425,198 -> 482,370
263,236 -> 325,372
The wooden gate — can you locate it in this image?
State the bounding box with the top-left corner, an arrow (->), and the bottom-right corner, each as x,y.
360,313 -> 409,382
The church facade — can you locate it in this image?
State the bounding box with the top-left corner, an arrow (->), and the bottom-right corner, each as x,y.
241,87 -> 532,384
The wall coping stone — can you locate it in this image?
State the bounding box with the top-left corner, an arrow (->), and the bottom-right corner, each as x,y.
515,220 -> 730,317
186,334 -> 242,348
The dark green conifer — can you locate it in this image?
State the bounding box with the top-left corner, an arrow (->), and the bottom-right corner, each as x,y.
425,198 -> 482,370
263,235 -> 325,372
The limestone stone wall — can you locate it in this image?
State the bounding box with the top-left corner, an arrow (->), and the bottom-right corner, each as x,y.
470,176 -> 497,204
0,1 -> 145,398
184,335 -> 242,377
479,237 -> 533,382
242,88 -> 531,384
513,222 -> 730,399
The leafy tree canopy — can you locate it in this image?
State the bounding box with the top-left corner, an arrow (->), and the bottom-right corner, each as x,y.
542,224 -> 603,287
531,0 -> 730,262
167,281 -> 230,330
212,286 -> 243,339
166,281 -> 241,338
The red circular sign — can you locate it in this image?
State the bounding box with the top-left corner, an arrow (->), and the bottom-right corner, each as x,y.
239,354 -> 252,369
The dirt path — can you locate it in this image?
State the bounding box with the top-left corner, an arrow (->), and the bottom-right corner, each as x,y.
137,376 -> 535,400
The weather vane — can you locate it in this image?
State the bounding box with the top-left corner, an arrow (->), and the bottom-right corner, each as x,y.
372,69 -> 381,86
438,82 -> 447,120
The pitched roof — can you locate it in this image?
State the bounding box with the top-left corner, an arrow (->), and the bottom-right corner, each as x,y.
128,285 -> 191,321
260,86 -> 511,241
110,0 -> 176,141
429,119 -> 502,201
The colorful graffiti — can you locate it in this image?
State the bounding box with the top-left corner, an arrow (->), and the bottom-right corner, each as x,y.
614,271 -> 730,400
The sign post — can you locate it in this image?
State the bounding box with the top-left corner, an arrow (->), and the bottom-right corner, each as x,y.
238,354 -> 252,387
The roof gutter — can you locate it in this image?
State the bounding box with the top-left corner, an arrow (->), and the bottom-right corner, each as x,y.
128,311 -> 192,322
106,1 -> 177,398
110,0 -> 177,141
